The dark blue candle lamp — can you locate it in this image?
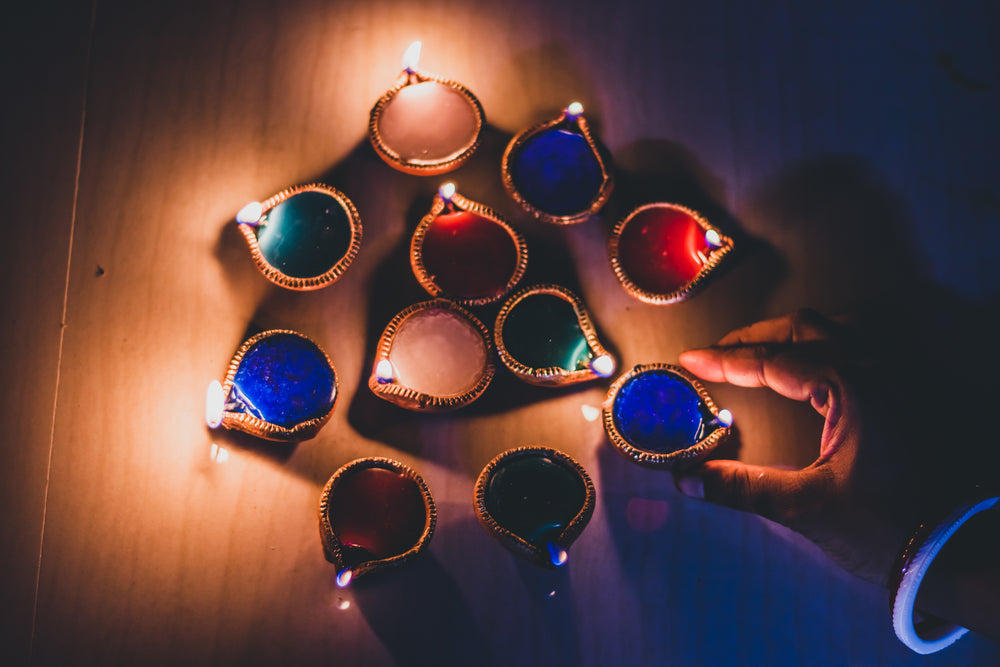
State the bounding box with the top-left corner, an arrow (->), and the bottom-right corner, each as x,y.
474,446 -> 596,569
604,363 -> 733,469
206,329 -> 338,442
501,102 -> 614,225
235,183 -> 362,290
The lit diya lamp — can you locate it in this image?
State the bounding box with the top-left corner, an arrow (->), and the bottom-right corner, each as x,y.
608,202 -> 733,304
411,183 -> 528,306
474,447 -> 596,569
369,41 -> 485,175
319,457 -> 436,586
604,363 -> 732,469
369,299 -> 494,411
501,102 -> 613,224
494,284 -> 615,386
205,330 -> 337,441
234,183 -> 362,290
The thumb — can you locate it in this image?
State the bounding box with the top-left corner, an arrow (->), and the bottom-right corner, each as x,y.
676,460 -> 828,526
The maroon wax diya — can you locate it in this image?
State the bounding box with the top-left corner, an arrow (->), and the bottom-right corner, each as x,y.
319,458 -> 436,585
608,202 -> 734,304
411,184 -> 528,306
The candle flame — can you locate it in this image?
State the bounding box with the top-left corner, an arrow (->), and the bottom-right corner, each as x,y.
705,229 -> 722,248
375,359 -> 395,384
402,41 -> 422,72
717,409 -> 733,427
336,569 -> 353,588
547,542 -> 569,567
438,182 -> 456,201
206,380 -> 225,428
565,102 -> 584,119
236,201 -> 263,225
590,354 -> 615,378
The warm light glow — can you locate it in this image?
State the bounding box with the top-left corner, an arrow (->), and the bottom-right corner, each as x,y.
565,102 -> 584,119
206,380 -> 225,428
209,443 -> 230,463
402,41 -> 422,72
375,359 -> 395,384
590,354 -> 615,378
705,229 -> 722,248
580,404 -> 601,422
336,569 -> 353,587
438,182 -> 456,202
548,542 -> 569,566
236,201 -> 263,225
717,409 -> 733,427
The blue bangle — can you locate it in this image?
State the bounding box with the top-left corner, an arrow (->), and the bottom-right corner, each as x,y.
891,496 -> 998,654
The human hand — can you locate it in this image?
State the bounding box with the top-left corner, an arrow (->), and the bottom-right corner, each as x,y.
676,308 -> 956,587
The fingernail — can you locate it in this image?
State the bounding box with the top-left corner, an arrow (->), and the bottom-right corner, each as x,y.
676,476 -> 705,499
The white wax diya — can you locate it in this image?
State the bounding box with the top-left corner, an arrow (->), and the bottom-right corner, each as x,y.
369,42 -> 485,175
369,299 -> 495,411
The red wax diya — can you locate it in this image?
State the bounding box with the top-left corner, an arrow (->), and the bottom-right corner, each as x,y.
608,203 -> 734,304
319,457 -> 436,585
411,183 -> 528,306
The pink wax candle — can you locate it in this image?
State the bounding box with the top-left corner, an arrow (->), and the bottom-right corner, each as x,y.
369,42 -> 485,175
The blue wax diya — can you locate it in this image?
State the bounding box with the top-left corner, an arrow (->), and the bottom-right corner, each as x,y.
603,363 -> 732,469
501,102 -> 613,224
474,446 -> 596,569
235,183 -> 362,290
206,330 -> 337,442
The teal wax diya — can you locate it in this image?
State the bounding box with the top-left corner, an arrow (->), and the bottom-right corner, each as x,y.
501,102 -> 613,225
494,284 -> 615,386
205,329 -> 338,442
474,447 -> 596,569
604,363 -> 732,469
235,183 -> 362,290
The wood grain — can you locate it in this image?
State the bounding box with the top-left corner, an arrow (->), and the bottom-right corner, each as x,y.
4,0 -> 998,665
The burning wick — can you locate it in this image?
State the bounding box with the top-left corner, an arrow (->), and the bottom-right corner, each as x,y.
438,182 -> 457,203
205,380 -> 225,429
565,101 -> 584,120
336,568 -> 353,588
590,354 -> 615,378
547,542 -> 568,567
717,409 -> 733,427
375,359 -> 395,384
704,229 -> 723,248
402,41 -> 422,73
236,201 -> 263,226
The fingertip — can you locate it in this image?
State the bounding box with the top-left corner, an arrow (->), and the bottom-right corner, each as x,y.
676,475 -> 705,499
678,349 -> 722,380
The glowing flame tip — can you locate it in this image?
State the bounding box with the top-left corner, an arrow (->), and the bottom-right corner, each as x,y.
236,201 -> 263,225
402,41 -> 422,71
591,354 -> 615,378
375,359 -> 395,384
206,381 -> 225,429
717,409 -> 733,427
565,102 -> 584,118
547,542 -> 568,567
705,229 -> 723,248
336,569 -> 353,587
439,182 -> 456,201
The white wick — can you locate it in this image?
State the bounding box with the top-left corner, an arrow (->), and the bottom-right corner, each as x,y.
336,568 -> 353,588
705,229 -> 723,248
438,182 -> 456,202
375,359 -> 395,384
236,201 -> 263,225
717,409 -> 733,427
590,354 -> 615,378
402,41 -> 422,72
205,380 -> 225,428
565,102 -> 584,120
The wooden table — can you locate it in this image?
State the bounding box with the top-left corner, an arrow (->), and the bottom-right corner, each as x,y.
3,0 -> 998,664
